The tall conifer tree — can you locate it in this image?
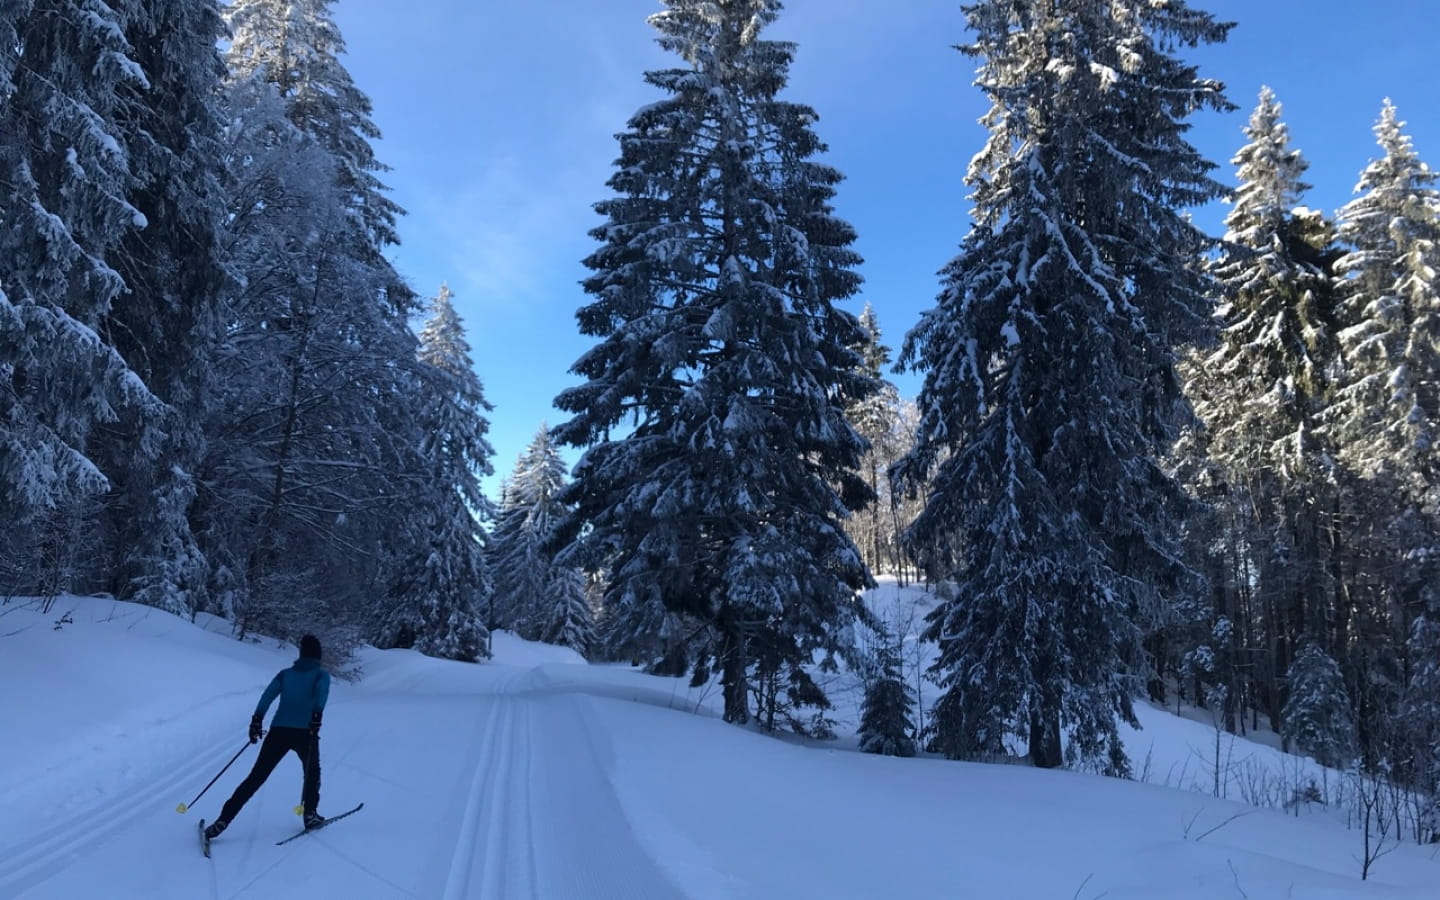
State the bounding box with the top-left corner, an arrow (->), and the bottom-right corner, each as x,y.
1329,102 -> 1440,768
375,285 -> 494,661
490,426 -> 586,645
1331,103 -> 1440,489
896,0 -> 1231,772
94,0 -> 232,614
1281,641 -> 1356,767
0,0 -> 159,527
554,0 -> 875,724
1180,88 -> 1342,724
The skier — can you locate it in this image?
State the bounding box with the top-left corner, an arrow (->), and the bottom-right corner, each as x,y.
204,634 -> 331,842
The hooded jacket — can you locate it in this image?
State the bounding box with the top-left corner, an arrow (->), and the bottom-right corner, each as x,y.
255,656 -> 330,730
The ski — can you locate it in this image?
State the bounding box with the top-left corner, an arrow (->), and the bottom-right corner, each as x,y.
275,802 -> 364,845
199,819 -> 211,858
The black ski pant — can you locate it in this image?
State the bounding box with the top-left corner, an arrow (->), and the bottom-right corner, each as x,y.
218,725 -> 320,824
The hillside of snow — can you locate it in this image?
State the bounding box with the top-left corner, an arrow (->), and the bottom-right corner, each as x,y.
1,591 -> 1437,899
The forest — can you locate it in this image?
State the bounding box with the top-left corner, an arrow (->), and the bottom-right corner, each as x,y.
1,0 -> 1436,840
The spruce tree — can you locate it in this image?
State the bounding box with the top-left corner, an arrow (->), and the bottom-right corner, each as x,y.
553,0 -> 875,725
542,565 -> 595,658
896,0 -> 1231,772
414,285 -> 495,519
1281,641 -> 1356,767
92,0 -> 232,615
490,426 -> 589,647
858,628 -> 917,758
488,482 -> 548,636
1199,88 -> 1339,488
375,286 -> 494,661
0,0 -> 159,527
224,0 -> 402,251
1327,103 -> 1440,763
1180,88 -> 1343,726
1329,103 -> 1440,583
1331,102 -> 1440,487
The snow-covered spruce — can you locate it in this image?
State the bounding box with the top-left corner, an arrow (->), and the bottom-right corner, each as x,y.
1321,103 -> 1440,765
99,0 -> 233,616
858,626 -> 917,758
490,425 -> 594,657
1330,101 -> 1440,489
0,0 -> 159,527
895,0 -> 1231,773
224,0 -> 403,250
1327,102 -> 1440,616
553,0 -> 877,725
1280,641 -> 1356,767
375,285 -> 496,662
1173,87 -> 1343,731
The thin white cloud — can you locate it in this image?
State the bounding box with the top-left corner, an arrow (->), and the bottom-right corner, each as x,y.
417,156 -> 592,306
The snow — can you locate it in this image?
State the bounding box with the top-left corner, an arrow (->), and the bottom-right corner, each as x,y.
1,592 -> 1438,899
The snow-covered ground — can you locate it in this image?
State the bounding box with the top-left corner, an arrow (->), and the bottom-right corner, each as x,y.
1,592 -> 1437,899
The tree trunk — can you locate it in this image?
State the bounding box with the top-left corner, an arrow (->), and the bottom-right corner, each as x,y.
1144,629 -> 1168,703
720,617 -> 750,724
1028,703 -> 1062,768
868,456 -> 881,574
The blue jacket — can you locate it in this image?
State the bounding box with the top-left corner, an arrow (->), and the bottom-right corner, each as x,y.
256,657 -> 330,729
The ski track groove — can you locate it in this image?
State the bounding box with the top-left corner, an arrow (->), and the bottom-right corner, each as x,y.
421,697 -> 499,897
439,676 -> 515,900
445,671 -> 684,900
521,700 -> 542,895
481,689 -> 538,898
0,732 -> 238,897
476,697 -> 519,898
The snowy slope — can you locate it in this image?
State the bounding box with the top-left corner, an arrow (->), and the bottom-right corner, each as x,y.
1,595 -> 1437,899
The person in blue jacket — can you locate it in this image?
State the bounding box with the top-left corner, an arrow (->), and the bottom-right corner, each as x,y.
205,634 -> 331,841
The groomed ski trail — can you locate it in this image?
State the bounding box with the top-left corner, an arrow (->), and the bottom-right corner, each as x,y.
419,666 -> 683,900
0,731 -> 240,895
5,655 -> 685,899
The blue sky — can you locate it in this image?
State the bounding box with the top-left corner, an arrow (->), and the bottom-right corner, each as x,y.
331,0 -> 1439,497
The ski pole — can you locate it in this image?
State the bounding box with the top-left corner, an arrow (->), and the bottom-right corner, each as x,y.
176,740 -> 253,814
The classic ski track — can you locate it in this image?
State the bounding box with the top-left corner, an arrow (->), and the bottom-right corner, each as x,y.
478,695 -> 534,898
440,671 -> 534,900
419,694 -> 500,897
439,670 -> 683,900
4,662 -> 683,899
0,731 -> 238,896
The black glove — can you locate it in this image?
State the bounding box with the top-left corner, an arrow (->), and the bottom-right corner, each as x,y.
309,710 -> 322,738
249,713 -> 264,744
